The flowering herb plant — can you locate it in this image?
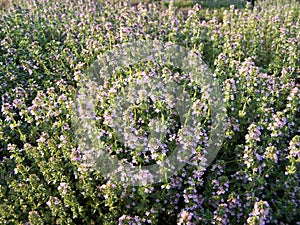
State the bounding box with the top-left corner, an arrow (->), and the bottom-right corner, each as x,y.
0,0 -> 299,224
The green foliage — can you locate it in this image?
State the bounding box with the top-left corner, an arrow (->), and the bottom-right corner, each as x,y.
0,0 -> 299,224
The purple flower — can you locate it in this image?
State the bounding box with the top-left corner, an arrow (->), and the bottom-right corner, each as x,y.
246,124 -> 261,143
247,200 -> 271,225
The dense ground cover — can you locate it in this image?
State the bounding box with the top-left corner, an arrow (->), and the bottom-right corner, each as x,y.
0,0 -> 299,224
